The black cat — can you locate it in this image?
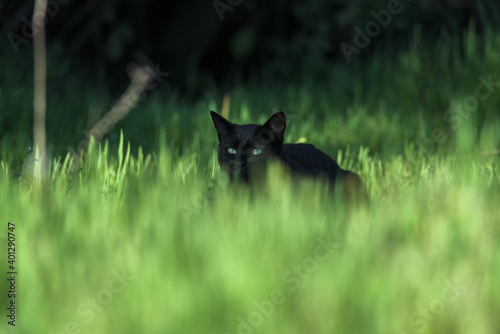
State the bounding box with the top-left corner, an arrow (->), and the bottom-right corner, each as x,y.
210,111 -> 364,197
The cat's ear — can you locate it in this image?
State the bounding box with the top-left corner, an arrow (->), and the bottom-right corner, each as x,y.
210,111 -> 234,140
262,112 -> 286,139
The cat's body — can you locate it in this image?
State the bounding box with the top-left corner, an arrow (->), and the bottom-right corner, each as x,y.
281,143 -> 346,182
210,111 -> 364,197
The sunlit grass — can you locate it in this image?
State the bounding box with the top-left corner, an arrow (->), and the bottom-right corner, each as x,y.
1,129 -> 499,333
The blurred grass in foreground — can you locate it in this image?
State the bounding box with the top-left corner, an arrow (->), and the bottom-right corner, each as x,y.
0,131 -> 499,334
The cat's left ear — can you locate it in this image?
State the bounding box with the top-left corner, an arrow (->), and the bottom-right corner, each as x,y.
262,112 -> 286,140
210,111 -> 234,141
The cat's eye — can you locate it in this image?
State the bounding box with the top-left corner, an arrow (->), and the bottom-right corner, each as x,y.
252,149 -> 263,155
228,148 -> 237,154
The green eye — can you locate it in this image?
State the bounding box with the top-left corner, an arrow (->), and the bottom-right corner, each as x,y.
252,149 -> 263,155
228,148 -> 237,154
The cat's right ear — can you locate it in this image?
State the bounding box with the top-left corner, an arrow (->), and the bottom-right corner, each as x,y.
210,111 -> 234,141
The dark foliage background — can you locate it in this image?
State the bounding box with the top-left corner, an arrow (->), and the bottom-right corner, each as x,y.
1,0 -> 499,163
2,0 -> 499,94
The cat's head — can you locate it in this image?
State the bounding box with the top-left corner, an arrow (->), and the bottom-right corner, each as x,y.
210,111 -> 286,183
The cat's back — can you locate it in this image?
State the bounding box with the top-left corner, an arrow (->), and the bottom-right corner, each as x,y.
282,143 -> 345,180
282,143 -> 365,199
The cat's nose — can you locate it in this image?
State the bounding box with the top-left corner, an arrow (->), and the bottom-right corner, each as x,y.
237,155 -> 248,166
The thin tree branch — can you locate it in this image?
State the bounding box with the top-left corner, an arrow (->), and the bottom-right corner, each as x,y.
74,64 -> 154,165
33,0 -> 47,181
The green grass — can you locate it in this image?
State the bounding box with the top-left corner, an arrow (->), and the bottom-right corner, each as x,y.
1,24 -> 500,334
1,134 -> 499,334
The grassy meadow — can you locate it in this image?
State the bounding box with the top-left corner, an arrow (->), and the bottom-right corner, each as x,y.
1,24 -> 500,334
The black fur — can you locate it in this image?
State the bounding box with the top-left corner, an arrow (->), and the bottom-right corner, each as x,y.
210,111 -> 364,195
